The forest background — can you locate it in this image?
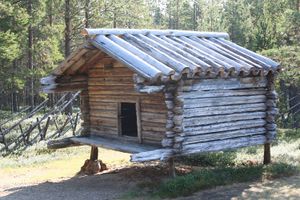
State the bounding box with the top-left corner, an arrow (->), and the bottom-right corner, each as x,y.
0,0 -> 299,128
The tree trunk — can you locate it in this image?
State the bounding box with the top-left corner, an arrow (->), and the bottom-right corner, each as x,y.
28,0 -> 34,111
11,61 -> 18,112
64,0 -> 71,58
64,0 -> 72,114
48,0 -> 53,26
85,0 -> 90,28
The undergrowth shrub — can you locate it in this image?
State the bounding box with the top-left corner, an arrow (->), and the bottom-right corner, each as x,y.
152,163 -> 298,198
277,129 -> 300,142
177,151 -> 236,167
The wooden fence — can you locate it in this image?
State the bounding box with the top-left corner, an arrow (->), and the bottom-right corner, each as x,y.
0,92 -> 81,153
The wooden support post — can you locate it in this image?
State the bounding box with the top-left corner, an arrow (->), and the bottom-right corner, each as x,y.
80,145 -> 107,175
90,146 -> 98,161
168,158 -> 176,178
263,73 -> 276,165
263,143 -> 271,165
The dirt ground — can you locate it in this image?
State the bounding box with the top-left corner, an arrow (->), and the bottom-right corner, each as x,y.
1,164 -> 300,200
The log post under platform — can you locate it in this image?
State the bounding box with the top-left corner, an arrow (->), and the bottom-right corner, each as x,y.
80,146 -> 107,175
263,73 -> 277,165
263,143 -> 271,165
90,146 -> 98,160
168,158 -> 176,178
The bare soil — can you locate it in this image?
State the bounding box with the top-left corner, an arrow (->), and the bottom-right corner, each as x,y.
1,164 -> 300,200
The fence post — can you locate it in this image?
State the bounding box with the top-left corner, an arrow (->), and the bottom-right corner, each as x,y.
41,117 -> 51,140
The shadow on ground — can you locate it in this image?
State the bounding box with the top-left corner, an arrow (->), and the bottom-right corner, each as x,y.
0,165 -> 169,200
1,165 -> 300,200
176,175 -> 300,200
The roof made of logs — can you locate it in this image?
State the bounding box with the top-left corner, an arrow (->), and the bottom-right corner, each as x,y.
53,28 -> 280,83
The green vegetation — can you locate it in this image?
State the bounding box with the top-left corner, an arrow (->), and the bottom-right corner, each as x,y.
125,128 -> 300,199
154,163 -> 298,198
0,0 -> 299,120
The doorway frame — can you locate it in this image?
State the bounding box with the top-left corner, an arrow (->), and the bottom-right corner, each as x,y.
117,98 -> 142,143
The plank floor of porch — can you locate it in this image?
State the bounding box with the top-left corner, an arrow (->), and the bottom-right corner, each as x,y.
70,135 -> 159,153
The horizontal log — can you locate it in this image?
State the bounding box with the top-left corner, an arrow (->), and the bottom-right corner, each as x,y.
90,110 -> 118,118
142,130 -> 165,136
183,112 -> 266,126
142,124 -> 166,132
90,118 -> 117,127
88,82 -> 134,86
141,113 -> 167,123
181,77 -> 267,91
89,96 -> 164,104
88,90 -> 140,95
181,135 -> 266,155
47,138 -> 83,149
182,119 -> 266,136
90,126 -> 118,135
82,28 -> 229,38
42,83 -> 87,93
130,149 -> 174,162
183,95 -> 266,108
88,102 -> 117,110
136,85 -> 165,94
179,88 -> 266,99
88,84 -> 134,89
182,127 -> 266,145
89,71 -> 134,78
141,107 -> 167,114
183,103 -> 266,118
89,77 -> 134,84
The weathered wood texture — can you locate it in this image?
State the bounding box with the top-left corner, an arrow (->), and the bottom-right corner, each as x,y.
263,73 -> 278,164
87,60 -> 167,145
174,77 -> 269,153
80,89 -> 90,135
71,135 -> 158,153
41,75 -> 88,93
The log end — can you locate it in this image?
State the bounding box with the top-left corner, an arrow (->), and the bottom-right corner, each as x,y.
81,28 -> 89,36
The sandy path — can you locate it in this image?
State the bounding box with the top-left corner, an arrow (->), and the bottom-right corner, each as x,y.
176,175 -> 300,200
1,166 -> 299,200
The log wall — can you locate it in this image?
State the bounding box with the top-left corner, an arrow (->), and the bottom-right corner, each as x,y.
174,77 -> 269,154
87,59 -> 167,145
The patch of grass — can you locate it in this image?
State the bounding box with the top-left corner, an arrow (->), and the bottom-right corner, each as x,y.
277,129 -> 300,142
177,151 -> 236,167
150,163 -> 298,198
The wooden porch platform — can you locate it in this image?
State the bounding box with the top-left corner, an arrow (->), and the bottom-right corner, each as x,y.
48,135 -> 159,154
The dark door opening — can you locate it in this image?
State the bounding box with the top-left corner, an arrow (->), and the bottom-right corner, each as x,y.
120,103 -> 138,137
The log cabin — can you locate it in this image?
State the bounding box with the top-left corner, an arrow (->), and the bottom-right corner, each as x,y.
41,28 -> 280,174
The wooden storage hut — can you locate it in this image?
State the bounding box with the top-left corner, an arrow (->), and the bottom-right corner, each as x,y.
41,28 -> 280,166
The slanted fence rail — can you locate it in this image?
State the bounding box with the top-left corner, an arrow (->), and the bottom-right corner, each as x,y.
0,92 -> 81,153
